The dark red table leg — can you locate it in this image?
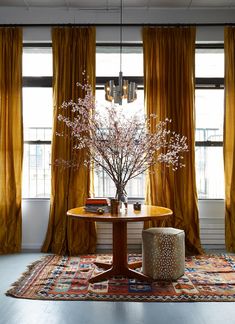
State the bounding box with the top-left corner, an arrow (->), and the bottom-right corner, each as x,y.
90,221 -> 151,283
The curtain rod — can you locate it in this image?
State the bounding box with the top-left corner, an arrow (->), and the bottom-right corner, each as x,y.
23,42 -> 224,48
0,23 -> 235,27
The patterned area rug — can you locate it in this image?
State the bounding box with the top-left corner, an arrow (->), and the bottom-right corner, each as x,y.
6,254 -> 235,302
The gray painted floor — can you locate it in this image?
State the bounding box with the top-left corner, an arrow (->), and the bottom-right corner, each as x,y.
1,253 -> 235,324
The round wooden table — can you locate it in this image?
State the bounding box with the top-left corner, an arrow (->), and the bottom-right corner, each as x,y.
67,204 -> 172,283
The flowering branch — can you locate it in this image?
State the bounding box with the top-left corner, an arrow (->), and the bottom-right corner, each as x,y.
57,81 -> 188,199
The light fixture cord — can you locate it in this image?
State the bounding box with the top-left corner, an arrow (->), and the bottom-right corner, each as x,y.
120,0 -> 123,72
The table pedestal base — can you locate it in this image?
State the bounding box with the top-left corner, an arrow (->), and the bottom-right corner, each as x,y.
89,222 -> 152,283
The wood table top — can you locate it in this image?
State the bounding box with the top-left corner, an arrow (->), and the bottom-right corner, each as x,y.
67,204 -> 173,223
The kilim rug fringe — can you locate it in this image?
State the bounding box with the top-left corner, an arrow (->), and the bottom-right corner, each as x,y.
6,253 -> 235,302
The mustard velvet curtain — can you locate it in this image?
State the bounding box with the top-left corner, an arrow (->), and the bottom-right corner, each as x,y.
143,26 -> 202,255
42,27 -> 96,255
0,28 -> 23,254
224,27 -> 235,252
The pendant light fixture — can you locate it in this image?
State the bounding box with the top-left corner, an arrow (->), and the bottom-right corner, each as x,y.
105,0 -> 137,105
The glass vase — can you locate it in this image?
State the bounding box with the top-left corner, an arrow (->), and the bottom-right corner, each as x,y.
115,182 -> 128,210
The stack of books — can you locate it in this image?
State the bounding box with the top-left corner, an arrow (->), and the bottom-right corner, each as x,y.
84,198 -> 110,213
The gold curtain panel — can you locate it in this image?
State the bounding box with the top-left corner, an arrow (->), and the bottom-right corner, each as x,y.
143,26 -> 203,255
0,27 -> 23,254
42,27 -> 97,255
224,27 -> 235,253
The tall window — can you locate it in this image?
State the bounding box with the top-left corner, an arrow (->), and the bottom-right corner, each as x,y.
195,46 -> 224,199
22,46 -> 53,198
95,45 -> 145,198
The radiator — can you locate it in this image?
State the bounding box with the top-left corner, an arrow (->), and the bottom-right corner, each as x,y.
96,200 -> 226,251
96,222 -> 143,250
200,217 -> 225,249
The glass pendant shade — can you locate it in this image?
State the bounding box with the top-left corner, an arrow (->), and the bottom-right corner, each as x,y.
105,72 -> 137,105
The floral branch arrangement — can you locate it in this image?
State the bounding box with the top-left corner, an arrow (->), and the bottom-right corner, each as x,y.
57,80 -> 188,202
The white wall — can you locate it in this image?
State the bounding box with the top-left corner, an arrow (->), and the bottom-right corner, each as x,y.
22,199 -> 50,250
23,25 -> 225,43
22,199 -> 225,251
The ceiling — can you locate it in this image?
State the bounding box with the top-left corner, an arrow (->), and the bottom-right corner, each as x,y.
0,0 -> 234,26
0,0 -> 235,9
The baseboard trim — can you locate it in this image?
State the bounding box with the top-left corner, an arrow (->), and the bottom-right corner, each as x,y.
21,244 -> 42,251
21,244 -> 226,254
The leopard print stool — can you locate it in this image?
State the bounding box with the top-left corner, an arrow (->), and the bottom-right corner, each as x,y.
142,227 -> 185,281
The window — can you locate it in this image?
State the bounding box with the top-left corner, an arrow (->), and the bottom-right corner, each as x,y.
22,46 -> 53,198
22,44 -> 225,200
195,46 -> 224,199
96,45 -> 226,200
95,45 -> 145,198
22,44 -> 145,199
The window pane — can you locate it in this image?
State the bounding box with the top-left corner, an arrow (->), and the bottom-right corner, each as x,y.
23,144 -> 51,198
23,87 -> 53,198
23,47 -> 52,77
195,49 -> 224,78
196,147 -> 224,199
23,88 -> 53,140
94,172 -> 145,199
195,89 -> 224,141
195,88 -> 224,199
94,88 -> 145,198
96,46 -> 143,77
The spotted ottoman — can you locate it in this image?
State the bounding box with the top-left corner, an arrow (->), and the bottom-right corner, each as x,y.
142,227 -> 185,281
